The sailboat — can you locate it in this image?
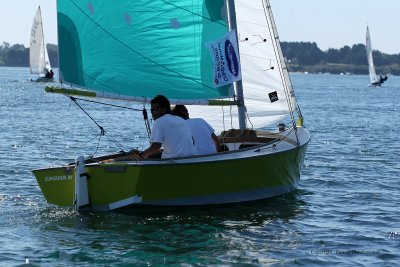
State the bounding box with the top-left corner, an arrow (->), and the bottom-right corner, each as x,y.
366,26 -> 387,86
32,0 -> 310,211
30,6 -> 54,83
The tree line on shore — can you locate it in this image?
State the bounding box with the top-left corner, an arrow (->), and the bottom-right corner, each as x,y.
281,42 -> 400,75
1,41 -> 399,75
0,42 -> 58,69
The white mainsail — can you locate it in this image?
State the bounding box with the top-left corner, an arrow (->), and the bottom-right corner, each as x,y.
188,0 -> 300,133
30,6 -> 51,75
366,26 -> 378,84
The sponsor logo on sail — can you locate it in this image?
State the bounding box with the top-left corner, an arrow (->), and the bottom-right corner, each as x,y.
206,31 -> 242,87
225,40 -> 239,77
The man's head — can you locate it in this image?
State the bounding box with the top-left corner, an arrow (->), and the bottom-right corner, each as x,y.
150,95 -> 171,120
171,105 -> 189,120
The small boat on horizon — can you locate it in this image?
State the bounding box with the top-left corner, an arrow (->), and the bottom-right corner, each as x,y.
366,26 -> 388,87
29,6 -> 54,83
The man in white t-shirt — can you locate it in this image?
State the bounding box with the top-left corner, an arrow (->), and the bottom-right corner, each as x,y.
137,95 -> 194,159
172,105 -> 219,155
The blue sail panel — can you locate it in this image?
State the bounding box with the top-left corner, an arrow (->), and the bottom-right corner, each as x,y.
57,0 -> 230,100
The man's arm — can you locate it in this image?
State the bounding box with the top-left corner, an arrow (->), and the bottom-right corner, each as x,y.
141,142 -> 162,159
211,133 -> 220,152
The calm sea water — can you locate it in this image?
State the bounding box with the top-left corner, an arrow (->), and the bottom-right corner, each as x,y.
0,67 -> 399,266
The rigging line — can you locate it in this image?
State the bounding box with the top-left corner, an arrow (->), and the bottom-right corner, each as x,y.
70,97 -> 143,111
80,135 -> 102,151
246,111 -> 254,129
91,131 -> 104,157
68,0 -> 218,92
160,0 -> 226,27
49,133 -> 100,167
221,103 -> 226,133
256,127 -> 296,152
71,94 -> 152,141
262,0 -> 299,139
142,108 -> 152,138
59,64 -> 121,96
230,104 -> 234,129
102,131 -> 129,153
68,94 -> 151,149
266,16 -> 302,142
69,96 -> 104,132
68,96 -> 131,153
79,134 -> 103,158
240,53 -> 278,61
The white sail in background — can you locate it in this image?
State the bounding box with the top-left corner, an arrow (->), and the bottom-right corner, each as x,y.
44,42 -> 51,71
30,6 -> 51,75
366,26 -> 378,84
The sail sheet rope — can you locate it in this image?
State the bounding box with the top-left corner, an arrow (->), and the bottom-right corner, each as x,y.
69,96 -> 152,137
67,96 -> 150,159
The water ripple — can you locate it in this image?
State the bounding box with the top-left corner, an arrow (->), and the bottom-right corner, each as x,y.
1,69 -> 400,265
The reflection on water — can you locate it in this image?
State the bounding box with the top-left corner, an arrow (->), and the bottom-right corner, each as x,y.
31,191 -> 306,265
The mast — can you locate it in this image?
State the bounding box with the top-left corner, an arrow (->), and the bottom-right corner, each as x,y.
225,0 -> 246,130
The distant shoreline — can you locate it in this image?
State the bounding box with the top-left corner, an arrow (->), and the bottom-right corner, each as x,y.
2,65 -> 397,77
1,41 -> 399,75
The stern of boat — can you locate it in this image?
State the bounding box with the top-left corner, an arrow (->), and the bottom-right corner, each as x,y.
33,162 -> 143,210
33,166 -> 75,206
32,127 -> 310,210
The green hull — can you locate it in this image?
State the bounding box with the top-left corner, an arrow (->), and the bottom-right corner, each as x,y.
33,128 -> 310,210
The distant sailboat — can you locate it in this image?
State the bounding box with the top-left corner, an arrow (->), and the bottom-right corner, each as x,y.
366,26 -> 387,86
30,6 -> 54,82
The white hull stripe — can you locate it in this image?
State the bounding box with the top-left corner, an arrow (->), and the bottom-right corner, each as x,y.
91,195 -> 143,211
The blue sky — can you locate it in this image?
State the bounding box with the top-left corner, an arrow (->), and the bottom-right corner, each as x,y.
1,0 -> 398,54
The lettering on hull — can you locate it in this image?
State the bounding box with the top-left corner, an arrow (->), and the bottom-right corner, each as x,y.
44,175 -> 73,182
